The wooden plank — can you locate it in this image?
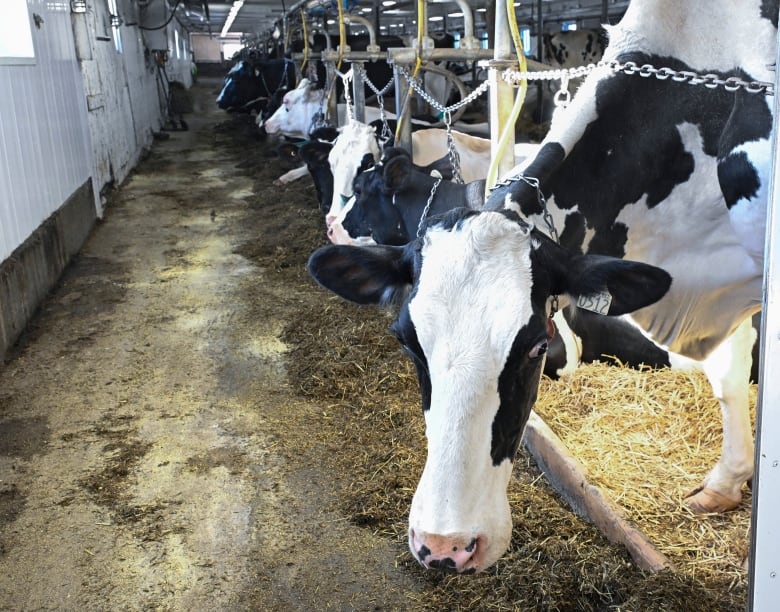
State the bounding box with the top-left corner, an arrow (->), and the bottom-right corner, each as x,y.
523,411 -> 673,572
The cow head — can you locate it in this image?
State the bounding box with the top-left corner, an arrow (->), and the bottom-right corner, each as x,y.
298,127 -> 339,216
328,148 -> 411,245
325,121 -> 382,227
261,78 -> 324,138
308,209 -> 671,572
216,61 -> 252,111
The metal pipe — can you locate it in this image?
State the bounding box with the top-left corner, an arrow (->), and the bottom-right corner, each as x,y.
488,0 -> 516,180
342,14 -> 379,53
352,62 -> 366,122
452,0 -> 479,50
393,64 -> 412,154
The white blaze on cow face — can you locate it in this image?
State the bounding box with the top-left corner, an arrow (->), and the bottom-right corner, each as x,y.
406,213 -> 542,573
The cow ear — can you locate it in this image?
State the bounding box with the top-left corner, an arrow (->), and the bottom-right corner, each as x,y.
562,254 -> 672,316
382,153 -> 412,193
307,244 -> 413,306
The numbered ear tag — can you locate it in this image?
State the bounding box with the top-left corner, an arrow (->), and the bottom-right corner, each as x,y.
576,291 -> 612,315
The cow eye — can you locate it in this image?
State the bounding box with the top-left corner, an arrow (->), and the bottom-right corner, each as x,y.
529,339 -> 548,360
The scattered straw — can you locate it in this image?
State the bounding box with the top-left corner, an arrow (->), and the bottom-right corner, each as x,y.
535,362 -> 754,584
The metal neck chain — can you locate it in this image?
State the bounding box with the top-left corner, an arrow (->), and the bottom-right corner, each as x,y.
444,111 -> 464,184
399,65 -> 492,114
333,66 -> 355,122
355,64 -> 394,142
502,59 -> 774,96
416,175 -> 443,238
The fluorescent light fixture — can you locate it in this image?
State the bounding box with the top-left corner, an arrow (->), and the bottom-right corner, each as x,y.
448,12 -> 463,17
382,0 -> 396,5
361,7 -> 372,12
220,0 -> 244,37
429,15 -> 443,21
327,18 -> 335,23
476,7 -> 486,12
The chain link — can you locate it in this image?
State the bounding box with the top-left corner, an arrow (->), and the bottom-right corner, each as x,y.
399,66 -> 492,114
502,59 -> 774,95
416,175 -> 443,238
354,64 -> 394,141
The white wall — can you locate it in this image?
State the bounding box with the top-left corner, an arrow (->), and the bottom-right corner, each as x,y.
191,33 -> 222,62
73,0 -> 194,205
0,0 -> 94,263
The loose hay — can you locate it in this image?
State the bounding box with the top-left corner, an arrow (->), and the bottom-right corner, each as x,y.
535,363 -> 754,583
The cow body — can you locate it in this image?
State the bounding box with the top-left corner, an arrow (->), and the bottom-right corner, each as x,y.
492,0 -> 771,518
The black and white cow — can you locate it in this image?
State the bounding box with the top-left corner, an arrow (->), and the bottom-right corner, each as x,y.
329,148 -> 486,246
216,58 -> 296,116
307,0 -> 775,573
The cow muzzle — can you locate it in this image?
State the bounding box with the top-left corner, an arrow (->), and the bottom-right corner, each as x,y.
409,529 -> 486,574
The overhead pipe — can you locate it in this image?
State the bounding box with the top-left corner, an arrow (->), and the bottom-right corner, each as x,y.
342,14 -> 380,55
451,0 -> 479,50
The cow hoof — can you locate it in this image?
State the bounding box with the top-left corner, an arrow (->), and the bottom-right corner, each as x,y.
684,485 -> 741,513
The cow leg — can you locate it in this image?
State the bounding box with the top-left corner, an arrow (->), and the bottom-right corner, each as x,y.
275,164 -> 310,185
685,317 -> 755,513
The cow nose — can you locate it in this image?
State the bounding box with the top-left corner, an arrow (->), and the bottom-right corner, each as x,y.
325,214 -> 336,228
410,529 -> 480,574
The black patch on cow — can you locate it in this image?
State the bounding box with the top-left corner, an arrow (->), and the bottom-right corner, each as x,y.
487,142 -> 565,217
558,210 -> 587,254
491,228 -> 553,465
488,52 -> 773,261
762,0 -> 779,28
391,289 -> 432,414
298,138 -> 335,215
718,152 -> 761,209
492,316 -> 546,465
565,306 -> 671,369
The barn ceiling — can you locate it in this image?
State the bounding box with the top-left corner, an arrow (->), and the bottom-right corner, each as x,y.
177,0 -> 629,43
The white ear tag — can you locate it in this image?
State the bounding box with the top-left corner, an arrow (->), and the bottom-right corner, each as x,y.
576,291 -> 612,315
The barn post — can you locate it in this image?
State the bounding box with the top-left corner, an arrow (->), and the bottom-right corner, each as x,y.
487,0 -> 517,178
748,19 -> 780,611
392,62 -> 412,153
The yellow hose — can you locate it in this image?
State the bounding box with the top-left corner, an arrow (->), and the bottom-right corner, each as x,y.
394,0 -> 425,142
485,1 -> 528,191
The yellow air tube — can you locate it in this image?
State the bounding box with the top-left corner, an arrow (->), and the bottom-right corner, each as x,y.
394,0 -> 425,142
485,0 -> 529,193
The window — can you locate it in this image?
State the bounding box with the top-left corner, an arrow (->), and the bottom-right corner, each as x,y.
520,27 -> 531,55
0,0 -> 35,64
562,21 -> 578,31
107,0 -> 123,54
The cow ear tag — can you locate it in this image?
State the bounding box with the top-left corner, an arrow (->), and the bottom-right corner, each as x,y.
576,291 -> 613,315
